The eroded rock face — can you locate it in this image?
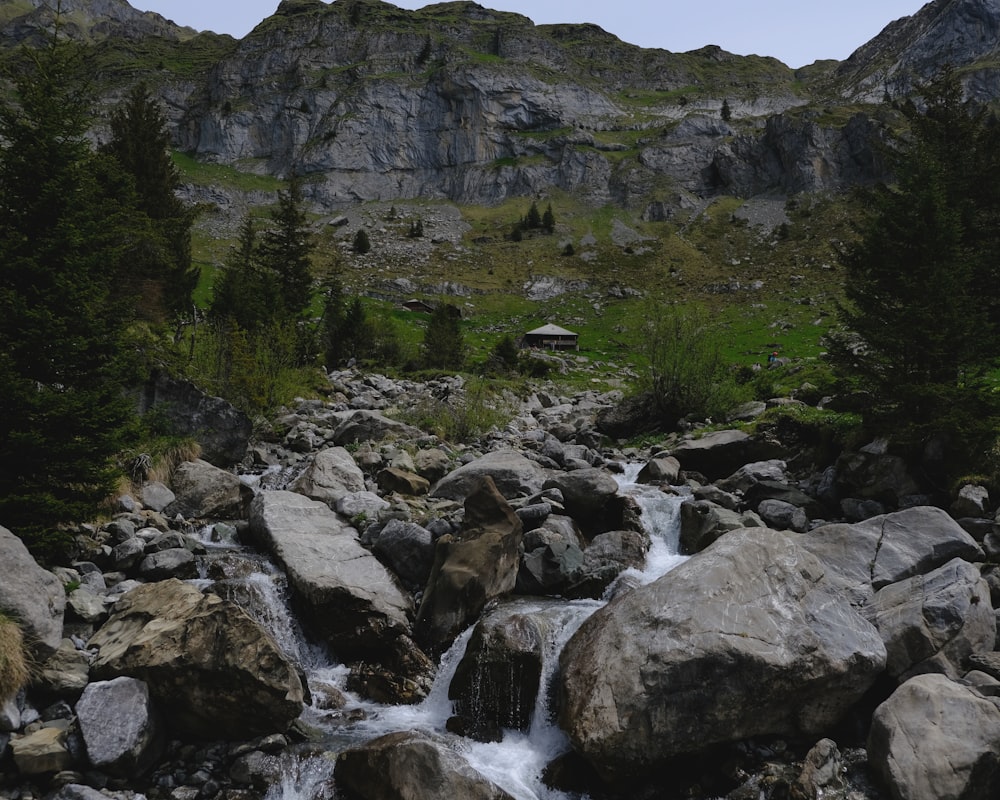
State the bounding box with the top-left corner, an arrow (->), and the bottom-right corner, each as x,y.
558,528 -> 886,783
415,477 -> 524,653
868,673 -> 1000,800
87,579 -> 305,739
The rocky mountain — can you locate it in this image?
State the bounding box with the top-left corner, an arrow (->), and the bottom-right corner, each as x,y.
2,0 -> 999,214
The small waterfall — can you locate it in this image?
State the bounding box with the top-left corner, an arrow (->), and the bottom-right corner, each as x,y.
209,463 -> 686,800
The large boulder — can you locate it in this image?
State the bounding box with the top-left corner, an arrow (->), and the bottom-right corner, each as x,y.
431,451 -> 548,502
248,491 -> 432,703
0,525 -> 65,659
289,446 -> 366,506
558,528 -> 886,783
332,409 -> 423,445
448,602 -> 547,741
798,506 -> 984,605
335,731 -> 515,800
164,459 -> 252,520
136,370 -> 251,466
668,430 -> 783,481
87,579 -> 305,739
75,677 -> 164,777
542,468 -> 622,537
868,674 -> 1000,800
415,478 -> 524,653
867,558 -> 995,680
10,726 -> 72,775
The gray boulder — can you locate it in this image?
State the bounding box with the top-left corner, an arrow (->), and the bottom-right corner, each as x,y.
798,506 -> 984,605
416,478 -> 524,653
76,677 -> 164,776
867,558 -> 995,680
335,731 -> 514,800
542,468 -> 622,536
716,459 -> 788,494
88,579 -> 305,739
756,498 -> 809,532
248,491 -> 431,703
431,450 -> 549,502
137,547 -> 197,581
289,446 -> 365,506
559,528 -> 886,782
951,483 -> 991,519
370,520 -> 435,591
868,673 -> 1000,800
636,456 -> 680,485
679,500 -> 763,554
136,371 -> 251,466
165,459 -> 251,520
139,481 -> 175,513
0,525 -> 65,659
332,409 -> 423,445
668,430 -> 783,480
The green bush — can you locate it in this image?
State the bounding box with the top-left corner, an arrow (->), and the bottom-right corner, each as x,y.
399,381 -> 516,443
638,303 -> 749,425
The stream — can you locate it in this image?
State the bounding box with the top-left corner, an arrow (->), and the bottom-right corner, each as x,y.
191,467 -> 687,800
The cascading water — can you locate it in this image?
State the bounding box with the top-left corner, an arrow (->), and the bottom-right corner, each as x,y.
194,467 -> 687,800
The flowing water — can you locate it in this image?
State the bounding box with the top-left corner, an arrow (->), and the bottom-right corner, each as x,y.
197,468 -> 687,800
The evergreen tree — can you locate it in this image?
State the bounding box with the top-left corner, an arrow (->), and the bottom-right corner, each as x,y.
525,200 -> 542,229
542,203 -> 555,234
259,178 -> 314,320
319,271 -> 346,367
422,304 -> 465,370
721,98 -> 732,122
104,82 -> 198,319
0,39 -> 140,556
210,214 -> 278,331
353,228 -> 371,254
833,68 -> 1000,436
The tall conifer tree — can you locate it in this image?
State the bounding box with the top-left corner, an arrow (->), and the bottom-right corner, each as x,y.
0,39 -> 140,556
104,82 -> 198,320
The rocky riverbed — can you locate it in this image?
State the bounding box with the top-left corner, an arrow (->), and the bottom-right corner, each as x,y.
4,368 -> 1000,800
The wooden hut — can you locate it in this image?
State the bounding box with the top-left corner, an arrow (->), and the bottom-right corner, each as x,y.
520,324 -> 579,351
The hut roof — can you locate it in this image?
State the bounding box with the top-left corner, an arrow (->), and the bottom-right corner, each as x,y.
524,324 -> 577,337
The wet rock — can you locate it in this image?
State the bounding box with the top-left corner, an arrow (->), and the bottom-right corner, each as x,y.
559,528 -> 886,782
335,731 -> 514,800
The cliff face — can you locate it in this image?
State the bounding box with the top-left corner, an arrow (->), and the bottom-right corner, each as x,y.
4,0 -> 999,212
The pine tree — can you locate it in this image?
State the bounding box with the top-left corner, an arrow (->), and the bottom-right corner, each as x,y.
259,178 -> 314,320
210,214 -> 278,331
0,39 -> 141,556
353,228 -> 371,254
104,82 -> 198,320
833,68 -> 1000,436
525,200 -> 542,229
422,304 -> 465,370
542,203 -> 555,234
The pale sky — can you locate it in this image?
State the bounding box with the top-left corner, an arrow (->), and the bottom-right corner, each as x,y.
132,0 -> 927,69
